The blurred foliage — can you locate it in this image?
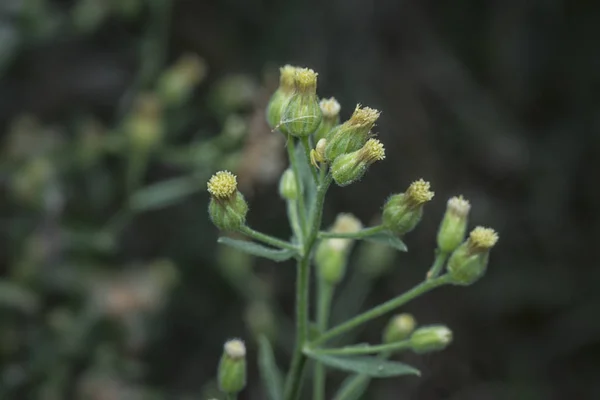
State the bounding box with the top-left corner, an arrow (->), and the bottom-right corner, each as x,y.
1,0 -> 599,399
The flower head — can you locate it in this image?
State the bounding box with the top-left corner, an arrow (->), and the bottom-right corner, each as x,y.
294,68 -> 318,93
468,226 -> 499,251
320,97 -> 341,118
348,105 -> 381,129
447,195 -> 471,217
279,65 -> 297,93
224,339 -> 246,360
358,138 -> 385,163
406,179 -> 434,206
208,171 -> 238,199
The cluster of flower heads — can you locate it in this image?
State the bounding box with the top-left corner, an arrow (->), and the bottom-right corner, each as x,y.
206,65 -> 498,286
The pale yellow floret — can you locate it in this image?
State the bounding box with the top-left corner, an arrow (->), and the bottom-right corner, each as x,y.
294,68 -> 318,92
469,226 -> 499,250
360,138 -> 386,163
279,65 -> 297,91
320,97 -> 341,118
349,104 -> 381,127
406,179 -> 434,204
224,338 -> 246,360
207,171 -> 238,199
447,195 -> 471,217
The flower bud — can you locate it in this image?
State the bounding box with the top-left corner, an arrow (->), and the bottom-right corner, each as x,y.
310,138 -> 327,168
331,138 -> 385,186
207,171 -> 249,231
278,168 -> 298,200
218,339 -> 247,394
409,325 -> 452,354
314,97 -> 341,142
126,93 -> 164,151
316,214 -> 363,284
324,105 -> 380,162
266,65 -> 297,132
382,179 -> 434,235
383,313 -> 416,344
447,226 -> 499,285
281,68 -> 322,137
437,196 -> 471,253
157,53 -> 207,106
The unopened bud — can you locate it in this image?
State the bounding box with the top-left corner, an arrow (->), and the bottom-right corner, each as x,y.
331,138 -> 385,186
316,214 -> 362,284
410,325 -> 452,354
324,105 -> 380,162
281,68 -> 322,137
314,97 -> 341,142
383,313 -> 416,344
278,168 -> 298,200
447,226 -> 499,285
218,339 -> 247,394
437,196 -> 471,253
266,65 -> 297,131
157,53 -> 207,106
382,179 -> 434,235
126,94 -> 164,151
207,171 -> 249,231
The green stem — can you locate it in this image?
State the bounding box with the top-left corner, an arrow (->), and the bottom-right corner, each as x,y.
318,225 -> 387,240
426,250 -> 449,280
311,275 -> 452,347
308,340 -> 411,356
313,279 -> 334,400
301,135 -> 319,185
287,200 -> 303,245
239,225 -> 299,252
285,174 -> 333,400
286,136 -> 308,237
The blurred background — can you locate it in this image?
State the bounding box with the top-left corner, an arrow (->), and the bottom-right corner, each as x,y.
0,0 -> 598,399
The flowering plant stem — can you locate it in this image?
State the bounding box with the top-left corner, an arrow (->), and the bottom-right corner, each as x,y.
310,274 -> 453,348
286,135 -> 308,239
318,224 -> 387,239
308,340 -> 411,356
426,250 -> 449,279
284,167 -> 333,400
313,278 -> 334,400
239,225 -> 299,252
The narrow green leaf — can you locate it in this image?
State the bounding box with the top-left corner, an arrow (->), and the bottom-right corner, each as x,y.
258,336 -> 284,400
363,232 -> 407,252
129,176 -> 200,212
304,351 -> 420,378
332,374 -> 372,400
218,237 -> 296,262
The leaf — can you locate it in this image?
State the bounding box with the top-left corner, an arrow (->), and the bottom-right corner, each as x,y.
332,374 -> 372,400
304,351 -> 420,378
218,237 -> 296,262
258,336 -> 284,400
129,176 -> 201,212
363,231 -> 407,252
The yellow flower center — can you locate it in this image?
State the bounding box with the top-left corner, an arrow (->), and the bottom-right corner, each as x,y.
207,171 -> 238,199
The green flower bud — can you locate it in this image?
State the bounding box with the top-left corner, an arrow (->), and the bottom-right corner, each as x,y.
314,97 -> 341,142
316,214 -> 362,284
437,196 -> 471,253
126,94 -> 164,151
207,171 -> 249,231
382,179 -> 434,235
331,139 -> 385,186
383,313 -> 416,344
278,168 -> 298,200
324,105 -> 380,162
157,53 -> 207,106
447,226 -> 499,285
409,325 -> 452,354
281,68 -> 322,137
266,65 -> 297,132
218,339 -> 247,394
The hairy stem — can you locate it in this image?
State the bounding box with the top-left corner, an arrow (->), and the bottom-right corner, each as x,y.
313,279 -> 334,400
239,225 -> 299,252
286,136 -> 308,237
285,174 -> 333,400
318,225 -> 387,239
312,275 -> 452,347
308,340 -> 411,356
426,250 -> 449,280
